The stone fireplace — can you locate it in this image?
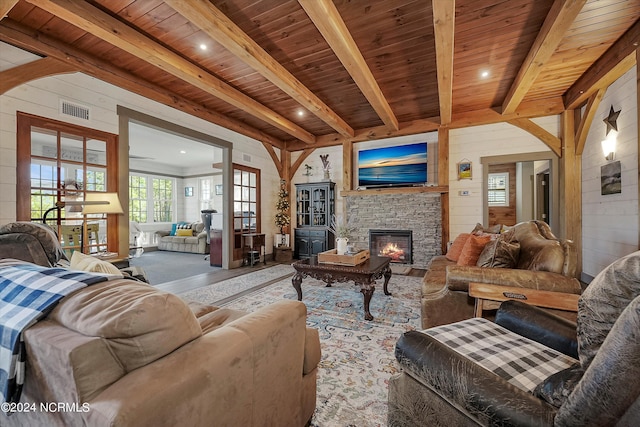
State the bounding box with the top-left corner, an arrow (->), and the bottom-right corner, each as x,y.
369,229 -> 412,264
345,192 -> 442,268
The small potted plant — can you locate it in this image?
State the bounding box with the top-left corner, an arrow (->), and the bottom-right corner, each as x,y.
330,215 -> 355,255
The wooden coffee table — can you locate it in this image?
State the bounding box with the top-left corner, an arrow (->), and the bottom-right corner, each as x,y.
292,255 -> 392,321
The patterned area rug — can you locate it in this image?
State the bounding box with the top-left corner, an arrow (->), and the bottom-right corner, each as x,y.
182,265 -> 422,427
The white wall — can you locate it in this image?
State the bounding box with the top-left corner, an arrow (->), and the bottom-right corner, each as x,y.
581,66 -> 638,279
0,42 -> 282,251
449,118 -> 558,238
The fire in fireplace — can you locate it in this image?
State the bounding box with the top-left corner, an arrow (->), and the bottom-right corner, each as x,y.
369,229 -> 413,264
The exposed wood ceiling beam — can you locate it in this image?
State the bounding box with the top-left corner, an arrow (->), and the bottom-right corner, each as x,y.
507,118 -> 562,157
0,19 -> 285,149
165,0 -> 353,139
432,0 -> 455,125
286,97 -> 565,151
575,88 -> 605,155
25,0 -> 315,144
290,148 -> 316,177
0,56 -> 76,94
502,0 -> 586,115
298,0 -> 398,131
0,0 -> 18,19
565,19 -> 640,109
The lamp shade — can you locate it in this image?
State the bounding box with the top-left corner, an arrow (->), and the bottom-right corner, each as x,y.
82,192 -> 124,214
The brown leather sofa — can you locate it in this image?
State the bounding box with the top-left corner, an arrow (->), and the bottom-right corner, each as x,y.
1,274 -> 320,427
421,220 -> 582,329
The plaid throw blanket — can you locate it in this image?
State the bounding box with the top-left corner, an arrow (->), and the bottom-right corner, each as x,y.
424,317 -> 578,392
0,261 -> 110,403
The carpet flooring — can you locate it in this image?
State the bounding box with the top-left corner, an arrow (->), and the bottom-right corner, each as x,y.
129,251 -> 220,285
179,265 -> 422,427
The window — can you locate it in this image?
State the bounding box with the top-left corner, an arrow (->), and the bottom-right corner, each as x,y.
153,178 -> 173,222
127,174 -> 175,223
17,112 -> 119,254
129,175 -> 148,223
200,178 -> 214,211
488,172 -> 509,206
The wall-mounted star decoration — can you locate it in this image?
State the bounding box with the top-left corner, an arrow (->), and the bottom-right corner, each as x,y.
604,105 -> 620,135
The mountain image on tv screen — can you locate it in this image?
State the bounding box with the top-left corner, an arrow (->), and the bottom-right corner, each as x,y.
358,142 -> 427,187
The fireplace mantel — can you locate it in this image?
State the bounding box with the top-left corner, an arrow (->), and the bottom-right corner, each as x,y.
340,185 -> 448,197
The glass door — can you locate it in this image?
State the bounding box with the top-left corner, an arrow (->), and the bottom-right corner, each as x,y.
232,164 -> 260,261
17,112 -> 119,254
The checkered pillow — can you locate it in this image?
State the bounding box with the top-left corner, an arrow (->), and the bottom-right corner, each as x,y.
176,222 -> 193,231
423,317 -> 578,392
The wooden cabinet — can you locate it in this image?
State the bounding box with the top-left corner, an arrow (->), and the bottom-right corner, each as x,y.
209,229 -> 222,267
294,182 -> 335,259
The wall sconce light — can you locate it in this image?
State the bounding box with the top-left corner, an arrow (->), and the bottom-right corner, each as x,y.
602,105 -> 620,161
601,130 -> 617,161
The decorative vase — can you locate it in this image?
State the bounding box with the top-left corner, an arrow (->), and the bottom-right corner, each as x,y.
336,237 -> 348,255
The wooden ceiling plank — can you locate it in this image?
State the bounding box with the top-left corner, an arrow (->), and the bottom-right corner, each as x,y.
298,0 -> 399,131
24,0 -> 316,144
565,18 -> 640,109
501,0 -> 587,115
0,19 -> 285,149
0,0 -> 19,19
575,88 -> 605,155
507,117 -> 562,157
164,0 -> 354,139
432,0 -> 455,125
0,56 -> 76,93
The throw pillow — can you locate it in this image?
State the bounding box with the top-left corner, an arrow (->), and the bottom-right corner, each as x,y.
169,223 -> 178,236
576,251 -> 640,370
70,251 -> 122,275
471,223 -> 502,235
446,233 -> 470,262
457,234 -> 493,266
476,237 -> 520,268
176,228 -> 193,237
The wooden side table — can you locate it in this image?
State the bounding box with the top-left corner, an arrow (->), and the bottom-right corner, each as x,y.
273,246 -> 292,263
469,282 -> 580,318
242,233 -> 266,266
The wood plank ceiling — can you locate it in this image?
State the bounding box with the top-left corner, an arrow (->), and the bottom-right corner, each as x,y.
1,0 -> 639,152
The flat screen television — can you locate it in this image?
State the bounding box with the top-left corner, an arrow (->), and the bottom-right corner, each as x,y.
358,142 -> 427,188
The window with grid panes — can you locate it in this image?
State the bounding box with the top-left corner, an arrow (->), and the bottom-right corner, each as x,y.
129,175 -> 148,223
153,178 -> 174,222
488,172 -> 509,206
17,112 -> 118,254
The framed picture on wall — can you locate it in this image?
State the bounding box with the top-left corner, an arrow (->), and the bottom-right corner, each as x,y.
215,184 -> 223,195
184,187 -> 194,197
457,160 -> 472,180
601,161 -> 621,195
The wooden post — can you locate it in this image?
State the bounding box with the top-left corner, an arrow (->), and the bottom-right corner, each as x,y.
438,126 -> 450,254
560,110 -> 582,276
343,140 -> 353,192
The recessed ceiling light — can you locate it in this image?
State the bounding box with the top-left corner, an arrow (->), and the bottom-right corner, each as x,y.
199,43 -> 207,51
480,70 -> 490,78
297,110 -> 305,117
180,150 -> 187,154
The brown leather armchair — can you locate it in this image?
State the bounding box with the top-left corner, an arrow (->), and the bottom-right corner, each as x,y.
421,221 -> 582,329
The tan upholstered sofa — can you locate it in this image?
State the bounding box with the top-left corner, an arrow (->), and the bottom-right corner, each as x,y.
2,277 -> 320,427
155,221 -> 207,253
421,220 -> 582,329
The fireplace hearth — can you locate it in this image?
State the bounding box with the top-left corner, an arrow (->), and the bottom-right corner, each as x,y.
369,229 -> 412,264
